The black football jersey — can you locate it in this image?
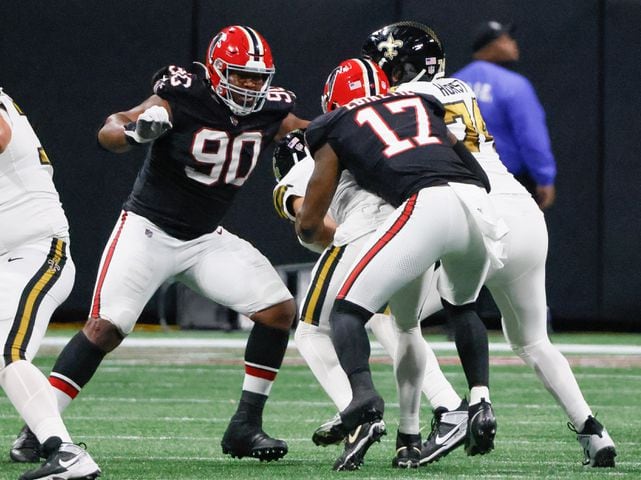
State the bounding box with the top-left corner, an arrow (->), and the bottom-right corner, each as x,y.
122,63 -> 296,239
305,91 -> 486,208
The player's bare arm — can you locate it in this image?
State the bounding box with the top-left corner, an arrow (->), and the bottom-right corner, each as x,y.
290,195 -> 338,251
0,110 -> 12,152
275,113 -> 309,141
98,94 -> 172,154
296,142 -> 339,244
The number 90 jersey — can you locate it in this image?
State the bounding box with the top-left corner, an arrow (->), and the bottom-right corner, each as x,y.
305,91 -> 486,208
122,63 -> 296,240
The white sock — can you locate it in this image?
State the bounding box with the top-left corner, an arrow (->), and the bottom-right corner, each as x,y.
370,312 -> 461,412
394,327 -> 427,435
368,313 -> 398,358
470,386 -> 490,405
49,382 -> 75,413
294,321 -> 352,411
515,339 -> 592,428
0,360 -> 72,443
422,345 -> 462,411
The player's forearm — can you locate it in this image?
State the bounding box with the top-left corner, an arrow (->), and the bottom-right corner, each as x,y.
98,113 -> 135,153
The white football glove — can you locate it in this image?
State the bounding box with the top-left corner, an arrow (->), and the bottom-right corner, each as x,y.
124,105 -> 172,144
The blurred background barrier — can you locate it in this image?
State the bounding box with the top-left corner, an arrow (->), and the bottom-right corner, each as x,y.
2,0 -> 639,330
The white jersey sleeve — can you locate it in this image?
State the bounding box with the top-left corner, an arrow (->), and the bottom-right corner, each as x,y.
0,90 -> 69,254
396,79 -> 530,196
331,171 -> 395,246
272,156 -> 315,222
271,154 -> 395,247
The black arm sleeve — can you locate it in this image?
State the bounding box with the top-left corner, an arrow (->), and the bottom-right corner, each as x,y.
453,141 -> 491,193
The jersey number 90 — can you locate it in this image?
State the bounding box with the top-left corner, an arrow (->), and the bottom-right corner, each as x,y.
186,129 -> 261,186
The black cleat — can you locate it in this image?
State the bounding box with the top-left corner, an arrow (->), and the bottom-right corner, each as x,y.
19,438 -> 100,480
312,414 -> 347,446
221,420 -> 288,462
332,420 -> 386,471
339,391 -> 384,433
465,398 -> 496,456
392,432 -> 421,469
11,425 -> 42,463
569,415 -> 616,467
313,392 -> 384,447
420,399 -> 468,465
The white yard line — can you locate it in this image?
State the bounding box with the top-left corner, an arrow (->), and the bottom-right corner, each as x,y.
40,336 -> 641,355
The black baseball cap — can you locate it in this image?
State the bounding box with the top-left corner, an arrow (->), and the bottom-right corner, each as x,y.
472,20 -> 516,52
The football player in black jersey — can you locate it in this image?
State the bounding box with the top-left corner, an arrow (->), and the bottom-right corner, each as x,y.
9,25 -> 308,465
296,58 -> 506,468
362,21 -> 616,468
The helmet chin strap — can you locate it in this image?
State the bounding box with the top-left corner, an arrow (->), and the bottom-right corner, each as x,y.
403,64 -> 446,83
402,65 -> 428,83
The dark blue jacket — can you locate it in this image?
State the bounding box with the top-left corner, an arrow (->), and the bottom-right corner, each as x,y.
454,60 -> 556,186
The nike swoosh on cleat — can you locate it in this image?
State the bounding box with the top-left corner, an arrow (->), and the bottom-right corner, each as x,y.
58,457 -> 80,469
347,425 -> 362,444
8,257 -> 23,262
434,424 -> 462,445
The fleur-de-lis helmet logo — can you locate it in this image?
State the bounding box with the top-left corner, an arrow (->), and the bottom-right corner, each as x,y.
377,34 -> 403,60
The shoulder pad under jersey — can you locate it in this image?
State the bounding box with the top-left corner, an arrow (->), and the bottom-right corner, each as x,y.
153,64 -> 208,100
261,86 -> 297,114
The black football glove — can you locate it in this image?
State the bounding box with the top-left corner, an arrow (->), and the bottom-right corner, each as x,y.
272,128 -> 310,182
124,105 -> 172,145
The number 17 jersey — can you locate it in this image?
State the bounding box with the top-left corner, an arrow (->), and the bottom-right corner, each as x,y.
305,91 -> 486,208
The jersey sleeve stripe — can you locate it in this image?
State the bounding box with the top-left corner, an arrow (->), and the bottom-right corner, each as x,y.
272,185 -> 290,219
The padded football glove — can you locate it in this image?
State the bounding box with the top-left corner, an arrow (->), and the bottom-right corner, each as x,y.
272,128 -> 310,182
124,105 -> 172,144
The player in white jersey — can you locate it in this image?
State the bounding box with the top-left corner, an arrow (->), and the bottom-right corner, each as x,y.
0,88 -> 100,479
362,21 -> 616,468
273,130 -> 465,470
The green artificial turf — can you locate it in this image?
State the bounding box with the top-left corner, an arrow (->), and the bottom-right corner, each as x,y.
1,330 -> 640,479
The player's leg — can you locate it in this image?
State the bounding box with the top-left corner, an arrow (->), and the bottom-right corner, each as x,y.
295,321 -> 351,408
386,277 -> 428,469
2,239 -> 102,477
296,245 -> 355,414
334,188 -> 465,465
487,198 -> 615,466
437,184 -> 505,456
296,241 -> 389,470
185,227 -> 294,461
387,265 -> 467,465
48,212 -> 172,412
2,239 -> 73,460
412,265 -> 463,410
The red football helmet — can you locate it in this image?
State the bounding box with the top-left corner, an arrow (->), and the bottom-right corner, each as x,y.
321,58 -> 389,113
206,25 -> 275,116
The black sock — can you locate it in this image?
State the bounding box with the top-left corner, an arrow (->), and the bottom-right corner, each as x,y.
445,300 -> 489,389
49,331 -> 107,397
244,322 -> 289,371
233,323 -> 289,424
330,300 -> 374,396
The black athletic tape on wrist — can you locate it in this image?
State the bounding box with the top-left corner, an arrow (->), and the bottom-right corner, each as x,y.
124,122 -> 141,146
